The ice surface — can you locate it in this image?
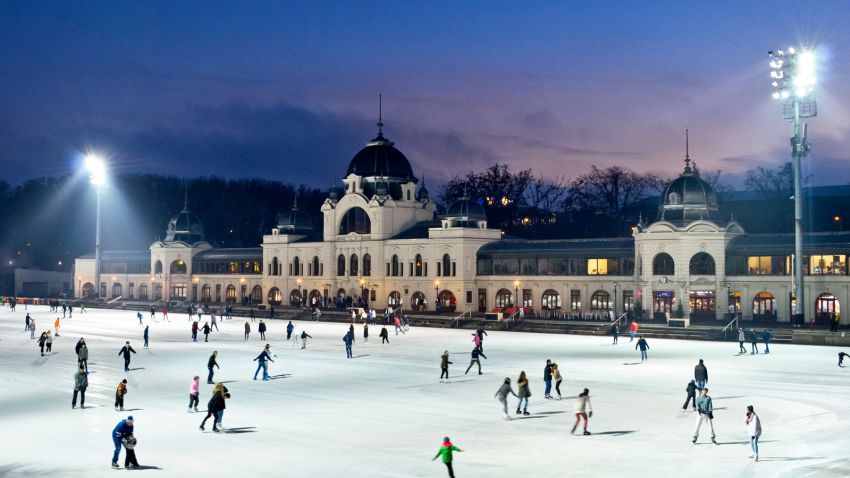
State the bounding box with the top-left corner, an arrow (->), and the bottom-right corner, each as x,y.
1,305 -> 848,477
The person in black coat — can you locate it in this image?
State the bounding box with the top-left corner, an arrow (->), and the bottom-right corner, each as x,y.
694,359 -> 708,390
199,385 -> 230,432
207,351 -> 219,384
119,342 -> 137,372
464,346 -> 487,375
611,323 -> 620,344
258,320 -> 267,340
749,329 -> 759,354
682,379 -> 698,411
379,327 -> 389,344
202,322 -> 211,342
543,359 -> 553,399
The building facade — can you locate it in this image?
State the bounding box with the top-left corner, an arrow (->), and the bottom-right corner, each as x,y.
74,126 -> 849,325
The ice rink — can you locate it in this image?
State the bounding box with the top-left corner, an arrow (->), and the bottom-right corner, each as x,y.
1,305 -> 848,477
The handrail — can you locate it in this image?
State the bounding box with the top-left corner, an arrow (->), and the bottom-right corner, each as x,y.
502,309 -> 522,330
452,308 -> 471,328
611,312 -> 629,327
107,295 -> 123,304
721,313 -> 739,339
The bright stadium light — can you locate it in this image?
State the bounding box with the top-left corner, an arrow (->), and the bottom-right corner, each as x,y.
84,153 -> 108,300
767,45 -> 818,326
85,154 -> 107,186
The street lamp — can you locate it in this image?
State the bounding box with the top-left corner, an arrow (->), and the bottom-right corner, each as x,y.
768,46 -> 817,325
434,280 -> 440,312
85,154 -> 107,300
514,280 -> 520,308
834,215 -> 842,231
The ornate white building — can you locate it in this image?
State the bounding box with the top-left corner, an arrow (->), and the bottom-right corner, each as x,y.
74,124 -> 849,326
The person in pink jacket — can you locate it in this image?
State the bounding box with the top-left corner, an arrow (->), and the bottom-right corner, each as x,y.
472,334 -> 481,348
188,376 -> 200,413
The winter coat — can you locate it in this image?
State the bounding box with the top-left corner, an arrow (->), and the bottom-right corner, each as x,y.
686,381 -> 697,396
75,341 -> 83,356
207,355 -> 218,369
517,378 -> 531,398
245,323 -> 250,332
258,323 -> 267,332
470,348 -> 487,360
629,322 -> 638,332
552,367 -> 562,381
543,363 -> 552,381
201,324 -> 210,334
434,442 -> 461,463
143,328 -> 149,339
342,333 -> 354,346
254,350 -> 273,363
738,330 -> 745,341
116,382 -> 127,397
286,322 -> 294,333
473,335 -> 481,347
746,413 -> 762,437
300,331 -> 311,339
635,338 -> 649,351
77,346 -> 88,361
119,346 -> 136,358
46,334 -> 53,345
574,394 -> 592,414
694,364 -> 708,381
762,330 -> 772,342
112,419 -> 134,439
696,395 -> 713,415
208,386 -> 229,412
189,380 -> 199,395
494,383 -> 517,400
379,328 -> 388,337
440,353 -> 452,368
74,370 -> 88,391
748,330 -> 758,343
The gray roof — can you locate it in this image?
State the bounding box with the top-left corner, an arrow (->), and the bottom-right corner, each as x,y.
478,238 -> 634,258
727,232 -> 850,255
193,248 -> 263,261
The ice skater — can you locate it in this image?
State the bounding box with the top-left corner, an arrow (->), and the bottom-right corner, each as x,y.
494,377 -> 518,420
77,339 -> 89,372
432,436 -> 462,478
301,330 -> 312,349
115,379 -> 128,411
24,312 -> 30,332
762,329 -> 772,354
162,305 -> 169,321
137,312 -> 143,325
694,359 -> 708,390
343,329 -> 355,358
29,318 -> 35,338
286,321 -> 294,340
839,351 -> 849,366
54,317 -> 60,336
380,327 -> 389,344
253,344 -> 274,380
258,320 -> 267,340
119,341 -> 137,371
244,321 -> 250,340
737,328 -> 746,354
635,335 -> 650,362
189,376 -> 200,412
693,388 -> 718,444
191,321 -> 199,342
475,327 -> 488,352
143,325 -> 149,349
551,362 -> 563,399
72,365 -> 88,409
682,380 -> 697,411
202,322 -> 211,342
629,320 -> 638,342
363,322 -> 369,342
611,322 -> 619,344
111,416 -> 134,468
472,333 -> 481,349
749,329 -> 759,354
464,346 -> 487,375
745,405 -> 762,461
440,350 -> 452,382
571,388 -> 593,435
210,313 -> 219,332
207,351 -> 219,384
38,331 -> 47,356
543,359 -> 553,399
516,370 -> 531,415
122,434 -> 139,469
199,384 -> 229,432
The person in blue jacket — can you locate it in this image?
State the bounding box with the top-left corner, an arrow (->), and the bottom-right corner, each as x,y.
253,344 -> 274,380
343,330 -> 354,358
111,416 -> 134,468
761,329 -> 772,354
286,321 -> 294,340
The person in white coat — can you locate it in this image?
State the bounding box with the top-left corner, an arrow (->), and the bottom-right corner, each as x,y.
571,388 -> 593,435
745,405 -> 762,461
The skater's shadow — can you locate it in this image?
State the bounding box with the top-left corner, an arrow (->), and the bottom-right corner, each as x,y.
592,430 -> 637,436
622,362 -> 642,366
129,465 -> 164,470
123,408 -> 144,412
268,374 -> 291,380
716,440 -> 777,445
756,456 -> 821,462
535,411 -> 566,415
350,354 -> 370,359
221,427 -> 257,434
219,380 -> 239,384
128,368 -> 145,371
713,396 -> 744,400
516,415 -> 545,420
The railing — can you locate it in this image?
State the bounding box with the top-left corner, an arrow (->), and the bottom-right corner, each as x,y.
502,309 -> 523,330
721,313 -> 740,340
611,312 -> 629,328
107,295 -> 123,304
451,308 -> 472,328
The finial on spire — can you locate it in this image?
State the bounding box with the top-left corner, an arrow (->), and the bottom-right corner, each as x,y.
377,93 -> 384,137
183,183 -> 189,211
683,128 -> 693,174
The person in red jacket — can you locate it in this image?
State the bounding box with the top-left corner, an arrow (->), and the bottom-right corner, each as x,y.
629,320 -> 639,342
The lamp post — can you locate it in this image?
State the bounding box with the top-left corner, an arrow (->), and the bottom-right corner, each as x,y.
434,280 -> 440,313
297,278 -> 303,308
834,215 -> 842,231
614,283 -> 619,319
85,155 -> 107,300
769,46 -> 817,325
360,279 -> 366,307
514,280 -> 520,308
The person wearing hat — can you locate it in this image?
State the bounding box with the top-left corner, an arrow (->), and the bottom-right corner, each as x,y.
111,415 -> 134,468
494,377 -> 518,420
432,436 -> 463,478
745,405 -> 762,461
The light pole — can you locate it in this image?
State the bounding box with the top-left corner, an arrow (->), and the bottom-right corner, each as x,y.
434,280 -> 440,313
769,47 -> 816,325
297,278 -> 303,308
514,280 -> 520,308
85,155 -> 107,301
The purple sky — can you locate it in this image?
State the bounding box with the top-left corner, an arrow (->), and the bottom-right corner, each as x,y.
2,1 -> 850,188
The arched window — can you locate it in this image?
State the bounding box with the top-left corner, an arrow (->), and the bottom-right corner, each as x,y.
438,290 -> 457,312
363,254 -> 371,276
752,292 -> 776,320
289,289 -> 302,307
226,285 -> 237,301
82,282 -> 95,298
337,254 -> 346,276
415,254 -> 424,276
138,283 -> 148,300
495,288 -> 513,308
111,282 -> 123,298
590,290 -> 611,311
350,254 -> 359,276
542,289 -> 561,309
689,252 -> 715,275
442,254 -> 451,277
391,255 -> 400,277
170,260 -> 187,274
154,260 -> 163,274
251,285 -> 263,303
201,284 -> 211,302
293,257 -> 300,276
388,291 -> 402,307
271,257 -> 279,276
268,287 -> 282,306
339,207 -> 371,235
312,256 -> 320,276
815,293 -> 841,325
411,291 -> 427,311
653,253 -> 675,275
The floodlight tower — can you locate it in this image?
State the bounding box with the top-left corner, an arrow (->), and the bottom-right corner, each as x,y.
768,47 -> 816,324
86,155 -> 107,300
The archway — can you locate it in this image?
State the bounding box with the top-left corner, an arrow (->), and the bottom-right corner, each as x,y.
388,291 -> 402,308
752,292 -> 776,322
590,290 -> 611,311
154,260 -> 163,274
815,293 -> 840,326
541,289 -> 561,310
138,283 -> 148,300
225,285 -> 237,302
411,291 -> 428,311
653,253 -> 674,275
251,285 -> 263,304
689,252 -> 715,275
438,290 -> 457,312
82,282 -> 95,298
309,289 -> 322,307
495,288 -> 513,308
289,289 -> 302,307
201,284 -> 211,302
267,287 -> 282,306
111,283 -> 123,298
170,259 -> 187,274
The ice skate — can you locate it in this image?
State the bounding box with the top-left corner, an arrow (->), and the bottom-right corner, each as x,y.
692,437 -> 697,444
194,407 -> 199,412
711,437 -> 717,445
503,414 -> 512,420
111,461 -> 119,469
199,425 -> 205,431
754,454 -> 758,462
516,408 -> 521,415
523,410 -> 529,416
114,406 -> 119,411
583,429 -> 591,435
72,404 -> 76,409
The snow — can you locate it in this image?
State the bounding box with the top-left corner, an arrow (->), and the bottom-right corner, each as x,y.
1,305 -> 849,477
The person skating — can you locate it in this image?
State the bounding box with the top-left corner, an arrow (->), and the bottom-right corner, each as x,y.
210,312 -> 219,332
143,325 -> 149,349
54,317 -> 60,336
122,434 -> 139,469
571,388 -> 593,435
611,322 -> 619,344
635,335 -> 650,362
682,380 -> 697,411
258,320 -> 267,340
516,370 -> 531,415
394,315 -> 404,335
551,362 -> 563,399
149,305 -> 155,320
45,330 -> 53,353
300,330 -> 312,349
191,321 -> 199,342
72,365 -> 88,409
839,351 -> 849,366
694,359 -> 708,390
137,312 -> 143,326
343,330 -> 355,358
286,321 -> 294,340
189,376 -> 200,413
737,328 -> 746,354
77,339 -> 89,372
440,350 -> 452,382
629,320 -> 638,342
693,388 -> 718,444
115,379 -> 128,411
380,327 -> 389,344
472,333 -> 481,350
494,377 -> 518,420
475,327 -> 488,352
38,331 -> 47,356
199,384 -> 230,431
244,321 -> 250,340
25,312 -> 30,332
749,329 -> 759,354
201,322 -> 211,342
111,416 -> 134,468
119,341 -> 136,371
253,344 -> 274,380
29,318 -> 35,338
745,405 -> 762,461
543,359 -> 553,398
207,351 -> 219,384
363,322 -> 369,342
464,346 -> 487,375
762,329 -> 772,354
432,436 -> 462,478
162,305 -> 169,321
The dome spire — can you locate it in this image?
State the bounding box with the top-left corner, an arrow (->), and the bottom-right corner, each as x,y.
182,182 -> 189,212
683,129 -> 693,175
377,93 -> 384,137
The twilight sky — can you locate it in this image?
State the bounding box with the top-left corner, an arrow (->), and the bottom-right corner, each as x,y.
2,1 -> 850,188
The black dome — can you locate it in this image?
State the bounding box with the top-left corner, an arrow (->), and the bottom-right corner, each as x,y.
346,132 -> 416,181
277,200 -> 313,234
165,207 -> 205,243
657,160 -> 722,224
446,196 -> 487,226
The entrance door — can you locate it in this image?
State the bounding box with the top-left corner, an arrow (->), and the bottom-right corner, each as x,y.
815,293 -> 840,326
689,290 -> 716,321
653,291 -> 674,320
478,289 -> 487,313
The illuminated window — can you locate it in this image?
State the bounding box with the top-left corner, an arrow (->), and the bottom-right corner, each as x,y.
809,255 -> 846,275
587,258 -> 608,275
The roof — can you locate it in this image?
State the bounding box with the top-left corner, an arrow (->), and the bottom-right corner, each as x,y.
446,197 -> 487,221
391,221 -> 437,240
193,248 -> 263,261
726,232 -> 850,255
346,133 -> 416,181
477,238 -> 634,258
78,250 -> 150,262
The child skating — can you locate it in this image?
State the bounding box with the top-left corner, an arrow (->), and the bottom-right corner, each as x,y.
571,388 -> 593,435
432,436 -> 462,478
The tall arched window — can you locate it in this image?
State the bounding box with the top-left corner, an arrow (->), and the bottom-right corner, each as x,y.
391,255 -> 400,276
138,283 -> 148,300
363,254 -> 371,276
442,254 -> 451,277
338,207 -> 371,235
111,283 -> 123,298
154,260 -> 163,274
226,285 -> 237,301
292,257 -> 300,276
689,252 -> 715,275
590,290 -> 611,311
312,256 -> 320,276
170,260 -> 187,274
251,285 -> 263,303
495,289 -> 513,308
350,254 -> 359,276
542,289 -> 561,309
653,253 -> 675,275
271,257 -> 279,276
268,287 -> 282,306
337,254 -> 346,276
414,254 -> 423,276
